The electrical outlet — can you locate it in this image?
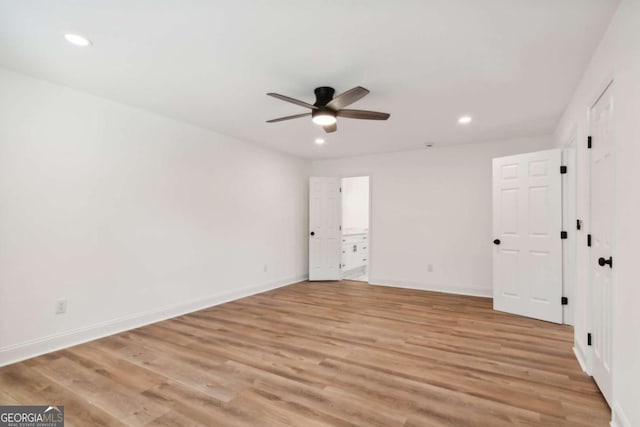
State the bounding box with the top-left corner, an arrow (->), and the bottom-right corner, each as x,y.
55,299 -> 68,315
427,264 -> 434,273
263,264 -> 268,273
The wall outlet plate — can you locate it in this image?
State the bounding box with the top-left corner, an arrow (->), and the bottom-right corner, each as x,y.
55,299 -> 68,315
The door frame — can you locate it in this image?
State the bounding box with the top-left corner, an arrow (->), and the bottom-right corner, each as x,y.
586,78 -> 615,398
339,174 -> 373,283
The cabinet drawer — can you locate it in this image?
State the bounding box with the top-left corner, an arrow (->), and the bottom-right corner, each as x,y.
342,234 -> 368,244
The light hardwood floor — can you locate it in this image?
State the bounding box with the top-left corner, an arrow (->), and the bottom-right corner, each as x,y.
0,281 -> 610,426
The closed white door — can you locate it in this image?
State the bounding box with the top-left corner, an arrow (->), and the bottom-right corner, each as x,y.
561,144 -> 577,326
309,177 -> 342,281
492,149 -> 563,323
590,83 -> 614,405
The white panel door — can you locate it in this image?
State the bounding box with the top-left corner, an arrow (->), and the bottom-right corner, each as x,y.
309,177 -> 342,281
492,149 -> 563,323
590,83 -> 614,405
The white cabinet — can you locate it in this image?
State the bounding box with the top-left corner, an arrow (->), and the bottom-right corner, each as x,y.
342,233 -> 368,271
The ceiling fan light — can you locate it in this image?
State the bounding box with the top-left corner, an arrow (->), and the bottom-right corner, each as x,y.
311,110 -> 337,126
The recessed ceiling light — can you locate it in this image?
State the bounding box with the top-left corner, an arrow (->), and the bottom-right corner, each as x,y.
64,33 -> 92,47
458,115 -> 472,124
315,138 -> 325,145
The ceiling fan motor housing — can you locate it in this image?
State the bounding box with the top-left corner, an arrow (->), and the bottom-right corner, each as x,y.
314,86 -> 335,107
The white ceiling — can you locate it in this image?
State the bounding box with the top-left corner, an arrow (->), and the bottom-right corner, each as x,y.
0,1 -> 618,159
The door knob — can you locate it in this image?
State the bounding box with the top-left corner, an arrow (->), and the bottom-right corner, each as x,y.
598,256 -> 613,268
310,231 -> 315,236
493,239 -> 501,245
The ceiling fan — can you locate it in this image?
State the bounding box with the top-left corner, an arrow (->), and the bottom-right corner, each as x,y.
266,86 -> 390,133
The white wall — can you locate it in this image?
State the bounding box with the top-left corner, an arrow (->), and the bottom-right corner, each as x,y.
0,68 -> 310,366
313,136 -> 553,297
554,1 -> 639,425
342,176 -> 369,232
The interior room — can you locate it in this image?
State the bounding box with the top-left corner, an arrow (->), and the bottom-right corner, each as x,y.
341,176 -> 369,282
0,1 -> 638,426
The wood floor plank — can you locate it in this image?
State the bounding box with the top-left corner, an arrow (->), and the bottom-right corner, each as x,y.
0,363 -> 129,427
0,281 -> 610,426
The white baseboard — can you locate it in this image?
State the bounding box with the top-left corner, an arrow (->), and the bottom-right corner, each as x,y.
573,335 -> 591,375
573,345 -> 589,374
368,277 -> 492,298
611,403 -> 632,427
0,274 -> 307,367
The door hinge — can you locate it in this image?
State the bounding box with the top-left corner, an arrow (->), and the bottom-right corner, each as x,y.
339,187 -> 342,193
561,297 -> 568,305
600,256 -> 613,268
560,165 -> 567,174
587,234 -> 592,247
561,231 -> 568,239
587,333 -> 592,346
587,136 -> 592,149
339,225 -> 342,231
576,219 -> 582,230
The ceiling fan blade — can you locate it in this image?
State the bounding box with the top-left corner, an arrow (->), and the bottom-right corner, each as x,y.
326,86 -> 370,110
337,109 -> 390,120
267,93 -> 318,110
266,112 -> 311,123
323,123 -> 337,133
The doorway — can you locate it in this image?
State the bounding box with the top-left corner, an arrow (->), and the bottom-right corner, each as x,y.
308,176 -> 370,282
341,176 -> 370,282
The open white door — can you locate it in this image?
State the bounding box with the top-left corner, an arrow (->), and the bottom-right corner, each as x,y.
589,83 -> 614,405
492,149 -> 563,323
309,177 -> 342,281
